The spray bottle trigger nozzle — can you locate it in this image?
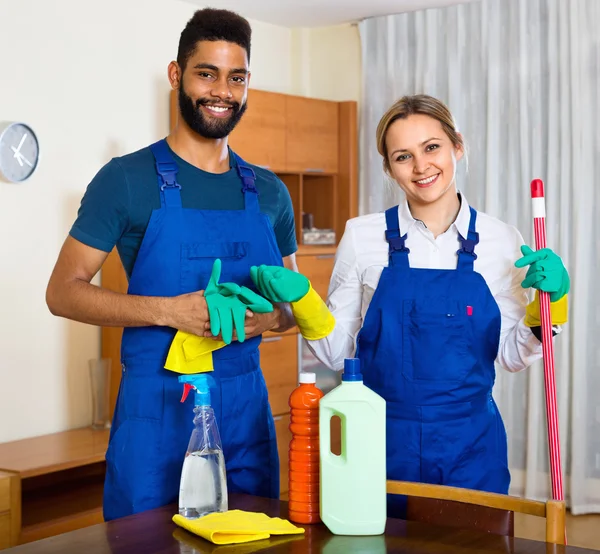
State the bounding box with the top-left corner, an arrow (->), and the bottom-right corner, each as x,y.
181,383 -> 194,403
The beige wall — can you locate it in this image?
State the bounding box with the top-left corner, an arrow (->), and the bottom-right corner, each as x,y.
291,24 -> 362,102
0,1 -> 361,442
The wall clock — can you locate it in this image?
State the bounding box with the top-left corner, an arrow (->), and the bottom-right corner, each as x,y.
0,122 -> 40,183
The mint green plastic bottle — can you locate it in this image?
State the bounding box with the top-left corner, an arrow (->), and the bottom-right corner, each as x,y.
319,358 -> 386,535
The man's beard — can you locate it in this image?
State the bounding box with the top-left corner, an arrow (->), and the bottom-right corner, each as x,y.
178,85 -> 247,139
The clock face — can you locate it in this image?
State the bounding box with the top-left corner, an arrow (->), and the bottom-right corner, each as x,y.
0,123 -> 40,182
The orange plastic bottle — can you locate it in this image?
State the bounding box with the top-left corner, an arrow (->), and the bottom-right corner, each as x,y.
288,372 -> 324,524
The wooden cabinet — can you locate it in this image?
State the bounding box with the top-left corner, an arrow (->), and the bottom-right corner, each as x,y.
0,471 -> 18,550
228,90 -> 287,172
297,253 -> 336,300
273,414 -> 292,497
0,514 -> 10,550
170,90 -> 348,177
259,335 -> 298,416
0,476 -> 11,513
0,433 -> 107,549
99,249 -> 128,421
285,96 -> 339,174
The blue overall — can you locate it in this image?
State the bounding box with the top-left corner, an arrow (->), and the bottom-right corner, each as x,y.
103,139 -> 282,521
356,205 -> 510,517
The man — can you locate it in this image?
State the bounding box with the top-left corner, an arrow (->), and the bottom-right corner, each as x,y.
46,8 -> 297,520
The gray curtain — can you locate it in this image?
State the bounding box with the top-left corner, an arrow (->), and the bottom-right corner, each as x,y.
359,0 -> 600,513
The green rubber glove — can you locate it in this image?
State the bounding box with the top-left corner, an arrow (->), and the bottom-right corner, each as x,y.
514,245 -> 570,302
250,265 -> 310,303
204,258 -> 223,297
217,282 -> 274,313
204,260 -> 246,344
204,260 -> 274,345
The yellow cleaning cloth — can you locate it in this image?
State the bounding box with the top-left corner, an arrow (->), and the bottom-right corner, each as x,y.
172,510 -> 305,545
172,528 -> 305,553
524,291 -> 568,328
164,331 -> 226,374
291,284 -> 336,341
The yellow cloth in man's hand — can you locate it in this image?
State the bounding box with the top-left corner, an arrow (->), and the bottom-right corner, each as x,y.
172,510 -> 305,545
164,331 -> 226,374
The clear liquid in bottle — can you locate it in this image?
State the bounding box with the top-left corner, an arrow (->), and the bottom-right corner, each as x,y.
179,449 -> 228,518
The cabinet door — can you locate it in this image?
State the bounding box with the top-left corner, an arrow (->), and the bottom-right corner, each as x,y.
228,89 -> 287,172
0,513 -> 10,549
285,96 -> 339,173
0,472 -> 17,549
273,413 -> 292,497
296,253 -> 335,300
259,335 -> 298,416
0,476 -> 10,513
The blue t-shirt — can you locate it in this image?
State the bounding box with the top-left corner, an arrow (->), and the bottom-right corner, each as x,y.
70,144 -> 297,278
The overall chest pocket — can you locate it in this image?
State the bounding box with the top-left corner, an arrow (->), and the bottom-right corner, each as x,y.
180,241 -> 250,293
402,299 -> 477,383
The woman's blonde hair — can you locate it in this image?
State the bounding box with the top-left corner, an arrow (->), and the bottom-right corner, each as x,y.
376,94 -> 465,173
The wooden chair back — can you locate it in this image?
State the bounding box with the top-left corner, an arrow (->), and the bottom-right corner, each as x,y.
387,480 -> 566,545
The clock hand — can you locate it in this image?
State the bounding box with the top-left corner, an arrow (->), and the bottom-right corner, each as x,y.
15,133 -> 27,154
11,148 -> 33,168
18,153 -> 33,168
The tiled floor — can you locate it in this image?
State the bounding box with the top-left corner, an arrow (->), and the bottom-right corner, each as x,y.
515,512 -> 600,550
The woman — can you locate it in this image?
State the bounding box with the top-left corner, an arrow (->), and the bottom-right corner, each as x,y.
251,94 -> 569,515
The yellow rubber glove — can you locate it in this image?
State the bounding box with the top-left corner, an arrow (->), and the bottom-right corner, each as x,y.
172,510 -> 304,545
290,284 -> 336,340
250,265 -> 335,341
524,290 -> 569,327
164,332 -> 226,374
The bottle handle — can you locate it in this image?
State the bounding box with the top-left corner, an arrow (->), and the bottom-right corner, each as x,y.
320,406 -> 342,466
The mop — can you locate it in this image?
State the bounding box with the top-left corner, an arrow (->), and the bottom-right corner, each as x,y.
530,178 -> 566,541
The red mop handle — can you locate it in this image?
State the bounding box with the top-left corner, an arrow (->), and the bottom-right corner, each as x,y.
530,179 -> 564,502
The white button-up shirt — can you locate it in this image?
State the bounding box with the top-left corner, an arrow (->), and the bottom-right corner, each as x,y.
307,194 -> 544,373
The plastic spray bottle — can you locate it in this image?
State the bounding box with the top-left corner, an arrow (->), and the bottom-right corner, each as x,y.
178,374 -> 228,518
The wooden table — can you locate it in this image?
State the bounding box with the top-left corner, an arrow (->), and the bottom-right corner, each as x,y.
2,494 -> 597,553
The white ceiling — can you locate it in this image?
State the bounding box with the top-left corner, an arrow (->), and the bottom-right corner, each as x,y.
186,0 -> 478,28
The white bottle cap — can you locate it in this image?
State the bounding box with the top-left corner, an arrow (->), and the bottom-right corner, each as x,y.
299,372 -> 316,384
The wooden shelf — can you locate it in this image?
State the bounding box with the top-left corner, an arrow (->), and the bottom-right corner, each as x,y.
0,429 -> 109,548
302,174 -> 337,234
0,428 -> 109,479
20,507 -> 104,545
21,468 -> 105,537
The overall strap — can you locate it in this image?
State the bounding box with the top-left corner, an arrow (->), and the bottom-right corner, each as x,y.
384,206 -> 410,268
457,206 -> 479,271
149,139 -> 182,209
232,152 -> 260,213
